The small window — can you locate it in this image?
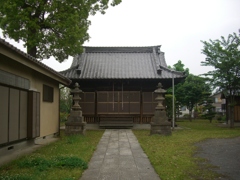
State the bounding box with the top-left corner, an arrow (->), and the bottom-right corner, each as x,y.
43,84 -> 54,102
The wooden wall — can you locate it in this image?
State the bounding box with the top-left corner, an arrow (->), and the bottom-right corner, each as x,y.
79,91 -> 157,124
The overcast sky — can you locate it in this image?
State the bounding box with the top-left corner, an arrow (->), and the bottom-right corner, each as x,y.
1,0 -> 239,75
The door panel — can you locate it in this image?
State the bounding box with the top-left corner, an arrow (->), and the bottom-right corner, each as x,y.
9,88 -> 20,142
19,91 -> 28,139
97,91 -> 140,114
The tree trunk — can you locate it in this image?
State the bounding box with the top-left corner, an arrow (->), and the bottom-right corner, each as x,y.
189,111 -> 192,122
27,23 -> 37,58
229,105 -> 234,128
27,45 -> 37,58
229,92 -> 235,128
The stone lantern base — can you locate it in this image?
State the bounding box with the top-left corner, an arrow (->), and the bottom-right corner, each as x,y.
64,82 -> 86,136
150,121 -> 172,136
65,120 -> 86,135
150,82 -> 172,136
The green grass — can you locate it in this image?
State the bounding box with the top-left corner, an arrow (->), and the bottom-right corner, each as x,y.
0,130 -> 104,180
133,119 -> 240,180
1,120 -> 239,180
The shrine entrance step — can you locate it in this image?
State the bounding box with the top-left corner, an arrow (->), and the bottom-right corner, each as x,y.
99,117 -> 133,129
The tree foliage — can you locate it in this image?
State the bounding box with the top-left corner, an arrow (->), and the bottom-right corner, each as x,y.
167,60 -> 188,118
167,60 -> 189,96
0,0 -> 121,62
165,94 -> 176,120
60,86 -> 72,113
167,60 -> 211,121
199,92 -> 216,123
176,74 -> 211,121
172,60 -> 189,76
201,32 -> 240,127
201,32 -> 240,94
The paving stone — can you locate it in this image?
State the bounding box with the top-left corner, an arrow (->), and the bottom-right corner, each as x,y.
79,129 -> 160,180
139,172 -> 161,180
80,169 -> 100,180
108,142 -> 119,148
119,170 -> 140,180
130,143 -> 142,149
119,148 -> 132,155
98,171 -> 119,180
106,148 -> 119,156
119,155 -> 134,160
119,159 -> 137,169
119,139 -> 129,142
90,155 -> 105,161
88,159 -> 103,169
119,141 -> 130,148
104,154 -> 118,159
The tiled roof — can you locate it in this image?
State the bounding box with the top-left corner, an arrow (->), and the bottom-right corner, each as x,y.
0,38 -> 71,85
61,46 -> 185,80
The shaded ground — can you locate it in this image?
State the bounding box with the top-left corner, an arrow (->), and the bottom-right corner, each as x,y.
195,136 -> 240,180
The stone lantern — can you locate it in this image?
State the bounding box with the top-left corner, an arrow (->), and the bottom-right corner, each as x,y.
150,82 -> 172,135
65,83 -> 86,135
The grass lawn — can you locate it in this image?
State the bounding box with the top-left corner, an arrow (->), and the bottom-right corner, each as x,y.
133,119 -> 240,180
0,130 -> 104,180
1,120 -> 239,180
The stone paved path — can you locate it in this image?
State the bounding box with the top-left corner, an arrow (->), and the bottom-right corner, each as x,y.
80,129 -> 160,180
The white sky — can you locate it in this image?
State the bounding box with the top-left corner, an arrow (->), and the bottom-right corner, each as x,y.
1,0 -> 239,75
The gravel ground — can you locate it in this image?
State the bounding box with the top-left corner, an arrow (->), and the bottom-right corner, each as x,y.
195,136 -> 240,180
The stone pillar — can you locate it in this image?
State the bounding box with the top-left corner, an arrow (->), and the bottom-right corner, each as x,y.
65,83 -> 86,135
150,83 -> 172,135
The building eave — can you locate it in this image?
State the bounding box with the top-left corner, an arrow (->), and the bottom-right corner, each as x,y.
0,38 -> 71,86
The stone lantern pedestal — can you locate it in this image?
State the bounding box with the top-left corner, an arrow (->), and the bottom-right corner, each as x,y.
65,83 -> 86,135
150,83 -> 172,136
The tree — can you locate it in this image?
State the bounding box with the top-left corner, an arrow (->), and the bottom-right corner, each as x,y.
176,74 -> 211,121
199,92 -> 216,123
172,60 -> 189,76
60,86 -> 72,113
175,101 -> 182,120
167,60 -> 189,96
0,0 -> 121,62
201,32 -> 240,127
60,86 -> 72,122
167,60 -> 189,121
165,94 -> 176,120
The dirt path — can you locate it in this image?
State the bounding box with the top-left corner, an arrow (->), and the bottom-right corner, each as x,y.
195,136 -> 240,180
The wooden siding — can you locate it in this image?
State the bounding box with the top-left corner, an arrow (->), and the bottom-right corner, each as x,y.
97,91 -> 140,114
80,91 -> 156,124
234,106 -> 240,122
142,92 -> 157,114
79,92 -> 95,114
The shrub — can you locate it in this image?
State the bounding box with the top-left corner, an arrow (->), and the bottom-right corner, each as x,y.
183,114 -> 190,119
215,113 -> 226,122
17,156 -> 87,171
60,112 -> 69,122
